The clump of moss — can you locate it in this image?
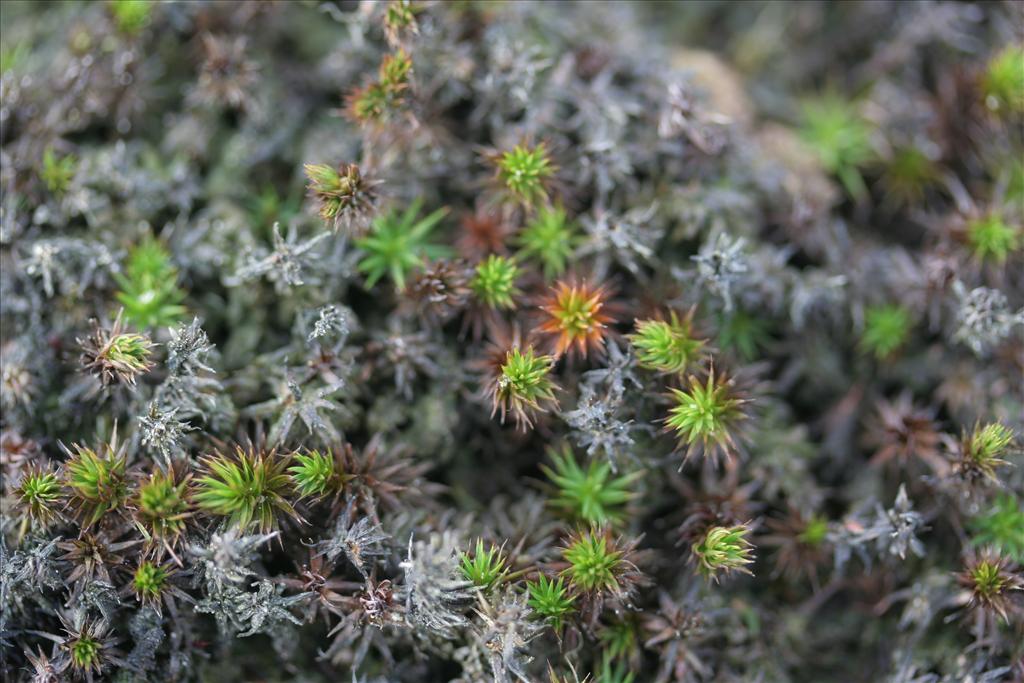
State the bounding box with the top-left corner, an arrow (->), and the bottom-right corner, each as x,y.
2,3 -> 1022,682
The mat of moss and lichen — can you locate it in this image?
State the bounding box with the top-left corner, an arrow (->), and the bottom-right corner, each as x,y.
1,1 -> 1022,682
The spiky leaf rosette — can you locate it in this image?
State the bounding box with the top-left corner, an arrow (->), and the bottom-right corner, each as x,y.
133,463 -> 193,559
356,199 -> 451,290
494,142 -> 556,206
459,539 -> 508,591
303,162 -> 379,237
78,310 -> 155,387
965,213 -> 1021,264
560,527 -> 644,598
691,523 -> 755,581
195,443 -> 300,533
13,464 -> 64,536
970,494 -> 1024,563
860,304 -> 912,360
288,449 -> 349,502
955,552 -> 1023,623
131,560 -> 171,605
114,236 -> 187,330
527,574 -> 576,630
488,345 -> 559,430
62,430 -> 132,528
949,422 -> 1015,487
563,529 -> 623,595
470,254 -> 520,310
516,205 -> 578,279
541,444 -> 640,526
798,92 -> 874,200
629,309 -> 707,374
664,365 -> 748,466
39,146 -> 77,196
537,280 -> 615,359
51,612 -> 125,681
347,49 -> 413,125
